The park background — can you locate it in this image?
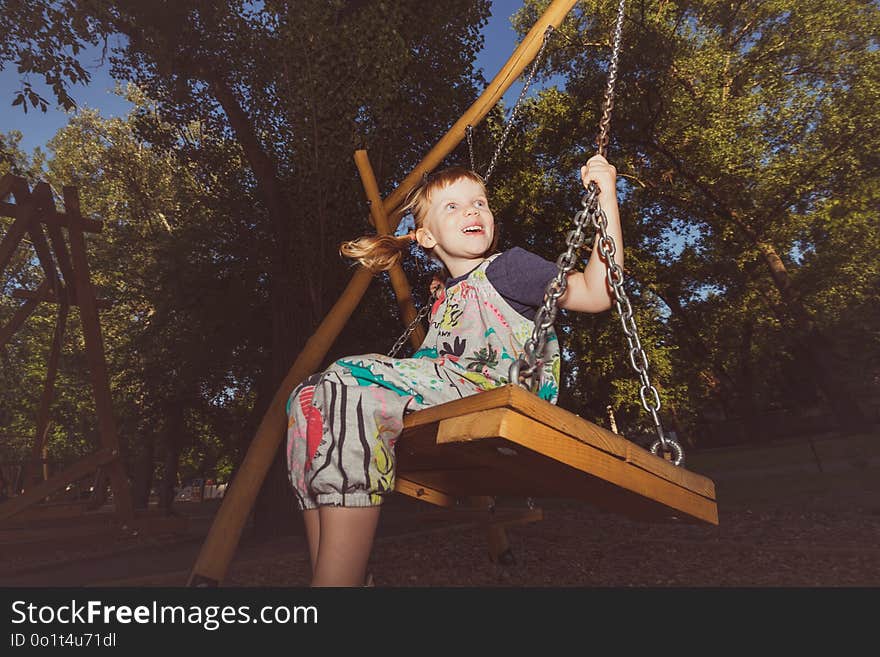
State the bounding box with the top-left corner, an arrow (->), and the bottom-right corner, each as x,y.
1,0 -> 878,572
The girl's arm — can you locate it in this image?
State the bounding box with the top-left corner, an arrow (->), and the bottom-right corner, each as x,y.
557,154 -> 622,313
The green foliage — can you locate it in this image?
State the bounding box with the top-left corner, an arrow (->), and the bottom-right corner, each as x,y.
495,0 -> 880,445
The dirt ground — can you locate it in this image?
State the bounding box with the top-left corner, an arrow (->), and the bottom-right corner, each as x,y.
0,428 -> 880,587
3,447 -> 878,588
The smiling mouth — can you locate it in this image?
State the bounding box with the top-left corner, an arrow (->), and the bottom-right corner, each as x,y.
461,225 -> 484,235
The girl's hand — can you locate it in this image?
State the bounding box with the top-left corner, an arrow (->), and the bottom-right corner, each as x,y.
581,154 -> 617,199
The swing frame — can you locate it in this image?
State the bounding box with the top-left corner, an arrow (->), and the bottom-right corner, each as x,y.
187,0 -> 718,587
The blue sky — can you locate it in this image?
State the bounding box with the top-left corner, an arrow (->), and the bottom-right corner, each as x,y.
0,1 -> 530,156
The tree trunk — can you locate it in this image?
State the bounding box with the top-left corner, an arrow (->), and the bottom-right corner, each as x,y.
753,240 -> 868,434
130,432 -> 155,509
210,74 -> 304,536
158,404 -> 184,514
738,318 -> 764,443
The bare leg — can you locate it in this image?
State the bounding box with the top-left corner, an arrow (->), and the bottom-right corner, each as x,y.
302,509 -> 320,576
311,506 -> 381,587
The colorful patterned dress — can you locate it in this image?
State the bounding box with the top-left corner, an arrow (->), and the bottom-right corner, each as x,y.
286,251 -> 561,510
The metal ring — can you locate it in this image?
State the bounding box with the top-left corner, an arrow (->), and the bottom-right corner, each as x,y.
650,437 -> 684,467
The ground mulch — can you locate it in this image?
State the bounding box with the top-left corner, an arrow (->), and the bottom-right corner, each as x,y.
4,464 -> 878,588
220,497 -> 880,588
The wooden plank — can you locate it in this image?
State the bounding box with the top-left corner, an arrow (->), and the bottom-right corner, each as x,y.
0,208 -> 30,273
0,447 -> 118,522
44,219 -> 76,300
405,384 -> 716,496
436,406 -> 715,499
404,385 -> 628,455
0,500 -> 93,525
432,408 -> 718,524
63,186 -> 134,521
29,304 -> 68,479
0,197 -> 103,232
0,281 -> 51,350
27,184 -> 64,296
0,173 -> 16,200
11,288 -> 111,309
394,477 -> 456,507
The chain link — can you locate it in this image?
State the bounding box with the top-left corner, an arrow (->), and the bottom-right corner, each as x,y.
483,25 -> 556,184
466,124 -> 476,172
507,0 -> 684,466
595,0 -> 626,158
386,294 -> 435,358
388,27 -> 555,358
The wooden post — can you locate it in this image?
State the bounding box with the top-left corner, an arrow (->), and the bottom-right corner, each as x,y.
607,404 -> 619,434
62,186 -> 134,522
27,305 -> 68,484
26,183 -> 64,298
187,0 -> 580,586
0,281 -> 50,350
0,177 -> 36,273
353,149 -> 426,351
380,0 -> 579,222
0,448 -> 117,522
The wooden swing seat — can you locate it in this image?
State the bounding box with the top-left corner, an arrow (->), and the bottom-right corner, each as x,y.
395,384 -> 718,525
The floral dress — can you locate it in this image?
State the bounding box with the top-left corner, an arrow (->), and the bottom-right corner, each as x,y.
286,252 -> 560,510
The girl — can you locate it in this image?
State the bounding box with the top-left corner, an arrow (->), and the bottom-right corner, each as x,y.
286,154 -> 621,586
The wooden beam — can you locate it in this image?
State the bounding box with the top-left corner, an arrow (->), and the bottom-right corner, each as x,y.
0,173 -> 16,200
11,288 -> 111,309
382,0 -> 579,222
0,208 -> 30,273
62,186 -> 134,521
27,304 -> 69,484
0,281 -> 51,350
0,198 -> 103,233
188,0 -> 580,587
354,149 -> 427,351
395,477 -> 457,507
27,183 -> 64,297
0,447 -> 117,522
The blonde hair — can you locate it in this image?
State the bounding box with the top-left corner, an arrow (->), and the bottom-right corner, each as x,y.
339,166 -> 499,274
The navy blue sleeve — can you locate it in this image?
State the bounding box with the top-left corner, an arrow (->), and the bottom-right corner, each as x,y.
486,247 -> 559,308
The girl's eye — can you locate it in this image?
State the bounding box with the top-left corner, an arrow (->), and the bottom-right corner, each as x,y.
475,200 -> 485,207
446,203 -> 457,210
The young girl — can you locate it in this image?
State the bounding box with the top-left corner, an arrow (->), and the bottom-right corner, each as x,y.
286,154 -> 621,586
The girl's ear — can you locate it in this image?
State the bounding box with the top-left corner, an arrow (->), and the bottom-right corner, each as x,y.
415,227 -> 435,248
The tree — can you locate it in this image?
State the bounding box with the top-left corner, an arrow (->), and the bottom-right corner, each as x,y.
3,0 -> 495,532
503,0 -> 879,441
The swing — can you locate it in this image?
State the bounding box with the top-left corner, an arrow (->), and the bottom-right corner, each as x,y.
187,0 -> 716,588
388,6 -> 717,525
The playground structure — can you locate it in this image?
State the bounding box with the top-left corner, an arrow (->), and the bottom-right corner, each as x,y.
187,0 -> 718,587
0,174 -> 186,539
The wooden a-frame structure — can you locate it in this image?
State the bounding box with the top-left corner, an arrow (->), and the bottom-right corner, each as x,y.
188,0 -> 717,586
0,174 -> 134,525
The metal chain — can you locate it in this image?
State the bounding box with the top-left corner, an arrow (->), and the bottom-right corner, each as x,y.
595,0 -> 625,158
388,27 -> 555,358
482,25 -> 556,184
507,0 -> 684,466
590,185 -> 683,466
508,186 -> 594,392
466,124 -> 476,172
386,291 -> 436,358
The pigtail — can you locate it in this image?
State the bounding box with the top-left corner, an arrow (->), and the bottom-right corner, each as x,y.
339,233 -> 414,273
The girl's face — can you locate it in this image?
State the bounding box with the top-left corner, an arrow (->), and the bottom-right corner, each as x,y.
415,177 -> 495,276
